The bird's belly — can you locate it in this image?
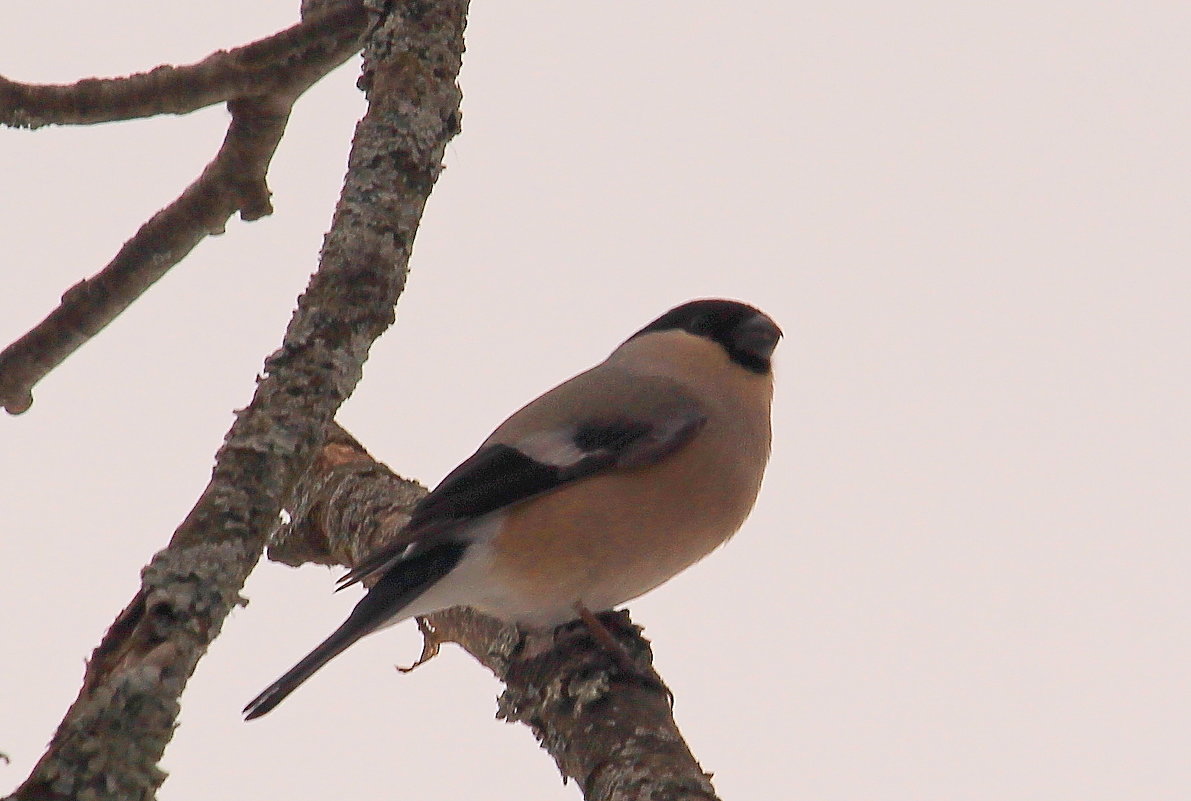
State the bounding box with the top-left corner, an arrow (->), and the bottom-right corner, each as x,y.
476,439 -> 765,629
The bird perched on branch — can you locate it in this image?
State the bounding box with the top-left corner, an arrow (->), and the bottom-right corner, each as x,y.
244,298 -> 781,719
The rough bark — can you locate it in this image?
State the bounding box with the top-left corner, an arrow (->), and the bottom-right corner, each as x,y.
268,423 -> 723,801
4,2 -> 468,799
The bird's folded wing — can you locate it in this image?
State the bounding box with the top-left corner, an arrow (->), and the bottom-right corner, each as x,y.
336,392 -> 707,591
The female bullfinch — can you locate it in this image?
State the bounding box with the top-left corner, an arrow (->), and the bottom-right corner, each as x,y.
244,298 -> 781,719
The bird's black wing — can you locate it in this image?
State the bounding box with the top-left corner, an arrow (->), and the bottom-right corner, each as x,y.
336,402 -> 707,591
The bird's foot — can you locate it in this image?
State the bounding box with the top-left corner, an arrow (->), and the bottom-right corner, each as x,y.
569,604 -> 673,705
395,616 -> 443,673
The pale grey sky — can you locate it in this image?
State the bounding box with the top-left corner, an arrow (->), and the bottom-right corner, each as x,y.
2,2 -> 1189,799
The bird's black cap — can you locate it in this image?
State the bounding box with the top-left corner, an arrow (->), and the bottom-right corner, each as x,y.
630,299 -> 782,374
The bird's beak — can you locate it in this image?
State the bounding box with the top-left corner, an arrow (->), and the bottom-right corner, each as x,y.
734,313 -> 782,363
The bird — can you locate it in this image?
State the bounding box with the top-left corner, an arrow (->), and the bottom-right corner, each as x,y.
243,298 -> 781,719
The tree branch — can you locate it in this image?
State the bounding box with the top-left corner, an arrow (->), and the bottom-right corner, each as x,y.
0,1 -> 367,129
0,2 -> 367,415
267,423 -> 723,801
1,95 -> 288,415
5,2 -> 468,799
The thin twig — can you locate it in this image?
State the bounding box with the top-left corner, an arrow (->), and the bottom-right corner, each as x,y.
6,2 -> 468,799
0,3 -> 366,415
268,423 -> 723,801
0,1 -> 367,129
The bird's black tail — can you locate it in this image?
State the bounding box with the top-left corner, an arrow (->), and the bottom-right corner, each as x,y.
243,613 -> 373,720
243,541 -> 468,720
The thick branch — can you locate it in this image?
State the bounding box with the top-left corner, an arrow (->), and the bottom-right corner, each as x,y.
268,423 -> 722,801
0,4 -> 367,415
5,3 -> 468,800
0,1 -> 367,129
